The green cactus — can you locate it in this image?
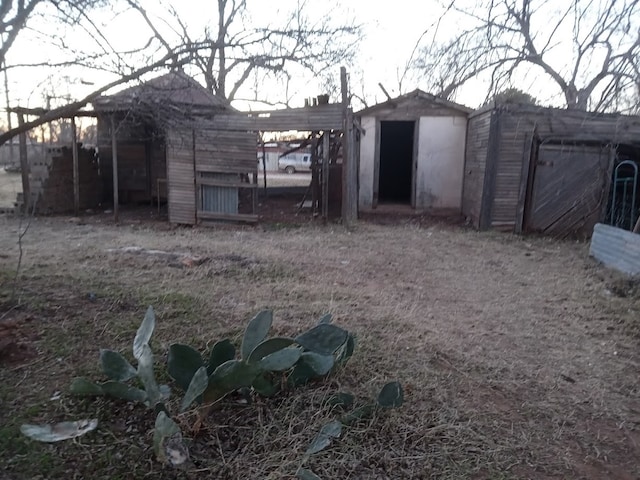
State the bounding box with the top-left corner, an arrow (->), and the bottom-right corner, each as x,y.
207,339 -> 235,375
240,310 -> 273,360
167,344 -> 204,391
247,337 -> 295,363
70,306 -> 168,409
295,324 -> 348,355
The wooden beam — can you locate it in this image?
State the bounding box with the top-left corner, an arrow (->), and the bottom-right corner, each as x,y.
71,117 -> 79,216
479,110 -> 502,230
197,211 -> 259,223
110,115 -> 119,223
322,132 -> 330,221
340,66 -> 358,226
17,113 -> 30,213
373,118 -> 380,208
311,134 -> 319,213
515,132 -> 535,234
196,178 -> 257,188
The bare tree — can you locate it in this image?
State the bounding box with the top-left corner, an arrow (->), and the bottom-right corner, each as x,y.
412,0 -> 640,112
0,0 -> 359,147
130,0 -> 361,105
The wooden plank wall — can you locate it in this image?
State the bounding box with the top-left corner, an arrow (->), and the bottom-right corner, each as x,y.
194,128 -> 256,173
462,110 -> 492,228
480,107 -> 640,231
490,111 -> 535,229
194,128 -> 258,222
590,223 -> 640,275
526,144 -> 610,237
167,126 -> 258,224
208,104 -> 343,132
166,128 -> 196,224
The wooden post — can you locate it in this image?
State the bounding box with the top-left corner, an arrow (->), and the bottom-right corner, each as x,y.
3,66 -> 14,168
110,115 -> 119,223
261,136 -> 268,193
340,66 -> 357,226
311,133 -> 319,214
322,132 -> 330,222
71,116 -> 79,216
17,112 -> 30,213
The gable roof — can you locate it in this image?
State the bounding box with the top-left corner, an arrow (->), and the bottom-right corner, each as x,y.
357,89 -> 473,116
92,71 -> 233,113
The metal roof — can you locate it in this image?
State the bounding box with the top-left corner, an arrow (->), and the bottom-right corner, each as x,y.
357,89 -> 473,116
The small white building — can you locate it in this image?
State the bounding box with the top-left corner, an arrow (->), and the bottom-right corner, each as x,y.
357,90 -> 471,211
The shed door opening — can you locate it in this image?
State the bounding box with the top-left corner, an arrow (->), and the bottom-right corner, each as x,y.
379,121 -> 414,203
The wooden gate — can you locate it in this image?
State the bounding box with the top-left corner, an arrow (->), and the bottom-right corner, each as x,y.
525,144 -> 612,237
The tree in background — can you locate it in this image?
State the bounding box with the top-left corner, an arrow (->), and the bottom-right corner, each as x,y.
128,0 -> 360,107
411,0 -> 639,112
485,88 -> 538,106
0,0 -> 360,144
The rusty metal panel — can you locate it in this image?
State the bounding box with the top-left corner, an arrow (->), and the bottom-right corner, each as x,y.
590,223 -> 640,275
200,173 -> 238,215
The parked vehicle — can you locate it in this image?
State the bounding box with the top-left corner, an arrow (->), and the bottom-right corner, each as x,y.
278,153 -> 312,174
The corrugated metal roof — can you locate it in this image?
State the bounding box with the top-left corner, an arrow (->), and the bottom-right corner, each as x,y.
357,89 -> 473,116
590,223 -> 640,276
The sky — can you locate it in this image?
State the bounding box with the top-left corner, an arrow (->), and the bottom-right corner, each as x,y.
3,0 -> 456,113
2,0 -> 637,121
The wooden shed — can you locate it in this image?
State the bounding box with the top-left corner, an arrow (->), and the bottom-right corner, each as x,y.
357,90 -> 471,211
92,71 -> 259,224
463,105 -> 640,237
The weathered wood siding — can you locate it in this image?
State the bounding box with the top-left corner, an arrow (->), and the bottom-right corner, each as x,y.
166,129 -> 196,225
526,144 -> 610,237
466,106 -> 640,233
194,128 -> 256,173
490,110 -> 536,229
150,139 -> 166,199
209,104 -> 344,131
462,110 -> 492,228
590,223 -> 640,275
166,125 -> 257,225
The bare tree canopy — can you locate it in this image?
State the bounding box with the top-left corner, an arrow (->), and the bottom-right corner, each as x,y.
412,0 -> 640,112
127,0 -> 361,106
0,0 -> 360,144
0,0 -> 111,67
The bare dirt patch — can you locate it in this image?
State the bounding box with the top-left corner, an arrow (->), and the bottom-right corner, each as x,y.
0,211 -> 639,479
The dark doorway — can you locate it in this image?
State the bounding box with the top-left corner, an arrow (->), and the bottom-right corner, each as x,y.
379,121 -> 414,203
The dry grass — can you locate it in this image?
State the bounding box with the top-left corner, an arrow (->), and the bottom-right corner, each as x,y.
0,211 -> 639,479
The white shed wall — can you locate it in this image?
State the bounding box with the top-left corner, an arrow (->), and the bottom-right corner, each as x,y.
258,152 -> 280,171
416,116 -> 467,209
358,116 -> 376,209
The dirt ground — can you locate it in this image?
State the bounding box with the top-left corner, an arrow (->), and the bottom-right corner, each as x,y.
0,206 -> 639,479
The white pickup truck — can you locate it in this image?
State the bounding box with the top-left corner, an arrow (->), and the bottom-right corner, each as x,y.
278,153 -> 312,173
